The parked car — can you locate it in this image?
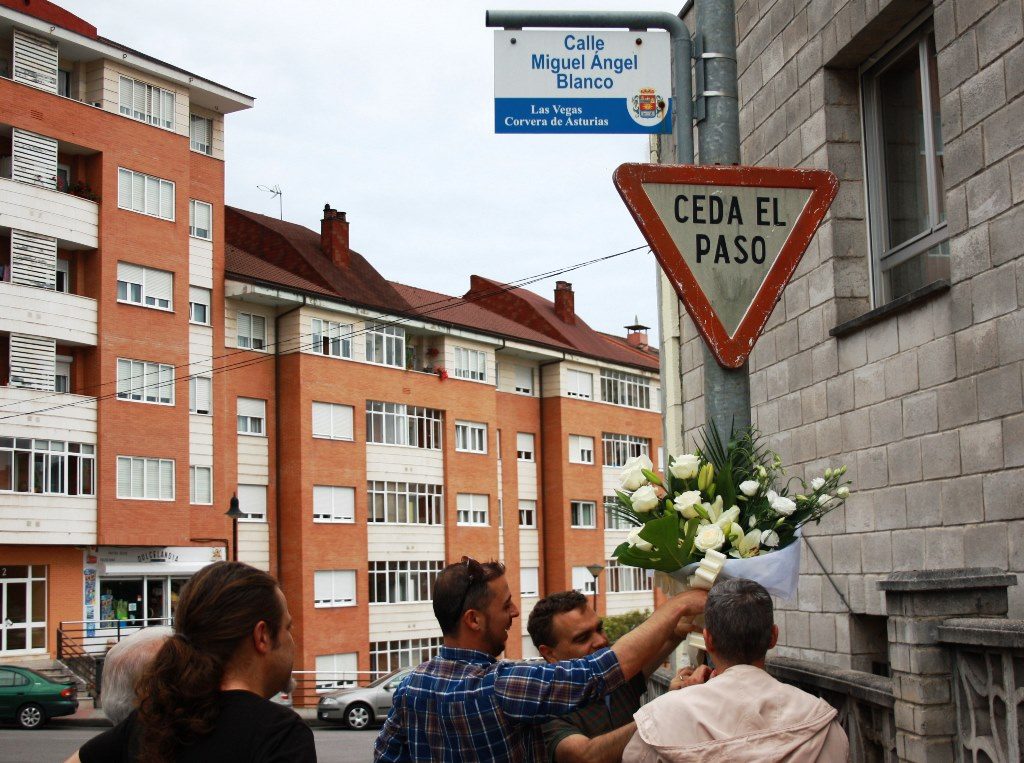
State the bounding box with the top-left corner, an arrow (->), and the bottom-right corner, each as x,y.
317,668 -> 412,729
0,665 -> 78,729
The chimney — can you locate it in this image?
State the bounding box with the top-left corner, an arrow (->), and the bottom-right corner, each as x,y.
321,204 -> 350,268
554,281 -> 575,325
625,316 -> 650,349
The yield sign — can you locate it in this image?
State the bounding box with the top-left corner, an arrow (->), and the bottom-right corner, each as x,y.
614,163 -> 838,368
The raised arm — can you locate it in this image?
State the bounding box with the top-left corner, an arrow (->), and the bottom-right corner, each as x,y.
553,722 -> 638,763
611,588 -> 707,680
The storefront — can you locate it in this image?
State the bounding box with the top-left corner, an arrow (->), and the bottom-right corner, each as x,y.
82,546 -> 225,640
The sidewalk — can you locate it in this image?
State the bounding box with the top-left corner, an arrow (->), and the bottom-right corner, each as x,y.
52,697 -> 327,729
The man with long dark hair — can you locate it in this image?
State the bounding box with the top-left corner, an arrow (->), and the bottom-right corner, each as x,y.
374,557 -> 707,762
68,561 -> 315,763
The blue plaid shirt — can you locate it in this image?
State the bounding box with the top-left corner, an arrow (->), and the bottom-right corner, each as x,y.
373,645 -> 625,762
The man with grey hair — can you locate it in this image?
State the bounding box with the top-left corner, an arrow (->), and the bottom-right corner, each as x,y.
100,626 -> 172,725
623,579 -> 849,761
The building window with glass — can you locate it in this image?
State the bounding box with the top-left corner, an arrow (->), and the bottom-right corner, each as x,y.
312,402 -> 354,441
369,560 -> 444,604
600,369 -> 651,409
455,421 -> 487,453
313,570 -> 356,608
189,466 -> 212,505
565,369 -> 593,399
365,323 -> 405,367
516,432 -> 535,461
604,496 -> 632,530
117,169 -> 174,221
312,318 -> 352,358
572,566 -> 598,594
370,636 -> 442,675
453,346 -> 486,381
602,433 -> 651,467
518,499 -> 537,528
366,401 -> 442,449
313,485 -> 354,523
237,312 -> 267,351
189,200 -> 212,240
862,21 -> 947,305
118,76 -> 174,129
236,484 -> 267,522
116,359 -> 175,405
606,559 -> 653,593
237,398 -> 266,435
189,376 -> 211,415
514,365 -> 534,395
117,262 -> 173,310
570,500 -> 596,529
116,456 -> 174,501
0,438 -> 95,496
520,567 -> 539,597
367,481 -> 443,525
456,493 -> 489,526
568,435 -> 594,464
189,114 -> 213,155
189,287 -> 211,325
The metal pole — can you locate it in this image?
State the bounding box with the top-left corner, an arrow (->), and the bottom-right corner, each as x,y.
696,0 -> 749,440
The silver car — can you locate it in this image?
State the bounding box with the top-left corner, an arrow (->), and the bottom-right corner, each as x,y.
317,668 -> 413,729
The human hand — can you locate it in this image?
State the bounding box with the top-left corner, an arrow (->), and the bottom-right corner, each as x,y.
669,664 -> 711,690
672,616 -> 700,640
672,588 -> 708,617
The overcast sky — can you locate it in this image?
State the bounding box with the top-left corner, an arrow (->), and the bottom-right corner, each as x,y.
60,1 -> 680,342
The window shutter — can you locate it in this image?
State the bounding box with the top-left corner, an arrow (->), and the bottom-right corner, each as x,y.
119,77 -> 132,113
144,175 -> 159,215
12,128 -> 58,188
314,571 -> 330,602
132,80 -> 146,119
336,487 -> 354,522
237,313 -> 251,346
331,405 -> 353,440
237,397 -> 265,419
237,484 -> 266,520
118,169 -> 132,208
12,30 -> 58,93
159,180 -> 174,220
193,201 -> 211,234
313,486 -> 330,519
161,90 -> 175,129
517,433 -> 533,452
194,467 -> 211,503
129,458 -> 144,498
189,286 -> 210,309
131,172 -> 145,212
143,459 -> 158,498
252,315 -> 266,345
117,262 -> 143,286
337,571 -> 355,604
9,334 -> 56,391
146,268 -> 173,306
521,568 -> 539,596
312,402 -> 331,437
515,365 -> 532,392
10,230 -> 57,290
117,458 -> 131,497
194,377 -> 211,413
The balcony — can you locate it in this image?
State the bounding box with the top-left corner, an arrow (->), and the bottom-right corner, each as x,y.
0,385 -> 96,440
0,176 -> 98,250
0,280 -> 97,346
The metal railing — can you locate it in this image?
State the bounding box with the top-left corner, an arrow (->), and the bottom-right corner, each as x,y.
57,618 -> 174,698
286,671 -> 388,708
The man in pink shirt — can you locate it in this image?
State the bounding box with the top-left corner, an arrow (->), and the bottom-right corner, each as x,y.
623,578 -> 849,762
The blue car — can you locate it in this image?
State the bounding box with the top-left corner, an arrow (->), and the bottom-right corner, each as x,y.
0,665 -> 79,729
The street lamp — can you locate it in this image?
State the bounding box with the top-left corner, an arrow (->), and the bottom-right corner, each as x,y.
586,564 -> 604,613
226,493 -> 244,561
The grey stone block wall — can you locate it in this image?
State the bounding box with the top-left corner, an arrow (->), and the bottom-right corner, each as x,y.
660,0 -> 1024,668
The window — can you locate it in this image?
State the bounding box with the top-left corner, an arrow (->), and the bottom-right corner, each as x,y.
365,323 -> 405,367
0,438 -> 95,496
521,567 -> 539,597
366,401 -> 442,449
311,318 -> 352,358
314,570 -> 356,608
190,114 -> 213,155
604,496 -> 633,530
863,22 -> 948,305
119,75 -> 174,129
518,499 -> 537,528
369,560 -> 443,604
570,500 -> 597,528
453,346 -> 486,381
117,168 -> 174,221
606,559 -> 653,593
569,435 -> 594,465
514,365 -> 534,395
236,484 -> 267,522
189,287 -> 210,325
602,433 -> 651,467
56,258 -> 70,293
600,369 -> 651,409
116,359 -> 175,405
58,68 -> 71,98
54,356 -> 70,393
370,636 -> 442,675
457,493 -> 489,526
572,566 -> 598,594
516,432 -> 535,462
189,466 -> 212,504
313,485 -> 354,523
312,402 -> 354,441
566,369 -> 593,399
455,421 -> 487,453
189,376 -> 211,415
237,398 -> 266,435
315,653 -> 357,691
368,481 -> 443,525
189,200 -> 212,239
237,312 -> 267,350
117,262 -> 173,310
116,456 -> 174,500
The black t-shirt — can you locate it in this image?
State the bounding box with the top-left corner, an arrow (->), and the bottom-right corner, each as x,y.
79,690 -> 316,763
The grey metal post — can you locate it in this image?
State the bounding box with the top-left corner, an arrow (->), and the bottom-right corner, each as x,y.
695,0 -> 750,439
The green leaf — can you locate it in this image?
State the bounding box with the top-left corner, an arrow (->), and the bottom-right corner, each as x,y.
639,512 -> 691,570
679,517 -> 700,559
615,489 -> 634,508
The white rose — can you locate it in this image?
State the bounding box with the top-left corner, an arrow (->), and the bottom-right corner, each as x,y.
760,529 -> 780,548
673,490 -> 703,518
669,453 -> 701,480
810,477 -> 826,491
627,526 -> 653,552
818,494 -> 831,506
739,480 -> 760,497
837,486 -> 850,498
630,484 -> 660,513
694,523 -> 726,552
619,454 -> 654,491
767,490 -> 797,517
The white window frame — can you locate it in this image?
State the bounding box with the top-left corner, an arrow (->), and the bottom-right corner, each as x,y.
188,375 -> 212,415
236,483 -> 267,522
369,560 -> 444,604
54,355 -> 71,393
189,287 -> 211,325
516,432 -> 535,462
116,456 -> 175,501
314,570 -> 356,608
366,401 -> 442,449
455,421 -> 487,454
600,369 -> 652,410
572,566 -> 598,595
189,199 -> 212,240
601,433 -> 651,467
568,435 -> 594,465
189,465 -> 212,505
0,438 -> 95,497
365,323 -> 405,368
606,558 -> 653,593
189,113 -> 213,155
117,262 -> 174,311
116,359 -> 175,406
311,318 -> 353,359
368,481 -> 443,525
570,500 -> 597,529
514,365 -> 534,395
313,485 -> 355,523
518,499 -> 537,528
312,402 -> 354,441
456,493 -> 489,526
453,346 -> 486,381
604,495 -> 633,530
237,398 -> 267,436
118,75 -> 175,130
370,636 -> 442,675
565,369 -> 593,399
117,168 -> 175,221
237,312 -> 267,351
315,653 -> 358,691
520,567 -> 539,597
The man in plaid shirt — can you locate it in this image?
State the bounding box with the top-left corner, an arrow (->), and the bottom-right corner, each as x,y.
374,558 -> 707,762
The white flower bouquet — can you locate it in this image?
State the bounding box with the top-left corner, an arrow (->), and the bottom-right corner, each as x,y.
611,427 -> 851,598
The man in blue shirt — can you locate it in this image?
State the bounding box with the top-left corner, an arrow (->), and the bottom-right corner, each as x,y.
374,558 -> 707,762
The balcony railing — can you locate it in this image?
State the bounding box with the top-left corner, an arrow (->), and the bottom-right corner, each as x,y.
0,176 -> 99,249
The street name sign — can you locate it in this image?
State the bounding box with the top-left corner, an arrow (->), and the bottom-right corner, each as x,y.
494,30 -> 672,134
614,163 -> 838,368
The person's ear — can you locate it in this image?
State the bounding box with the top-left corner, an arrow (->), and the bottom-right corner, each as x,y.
702,628 -> 714,655
462,608 -> 483,634
252,619 -> 273,655
538,644 -> 555,663
769,624 -> 779,650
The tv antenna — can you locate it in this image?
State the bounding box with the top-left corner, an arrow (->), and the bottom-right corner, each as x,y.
257,184 -> 283,220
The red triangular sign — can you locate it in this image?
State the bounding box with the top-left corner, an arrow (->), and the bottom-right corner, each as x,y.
614,163 -> 838,368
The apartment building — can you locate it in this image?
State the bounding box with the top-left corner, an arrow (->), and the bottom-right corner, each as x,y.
0,0 -> 251,656
223,205 -> 663,672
